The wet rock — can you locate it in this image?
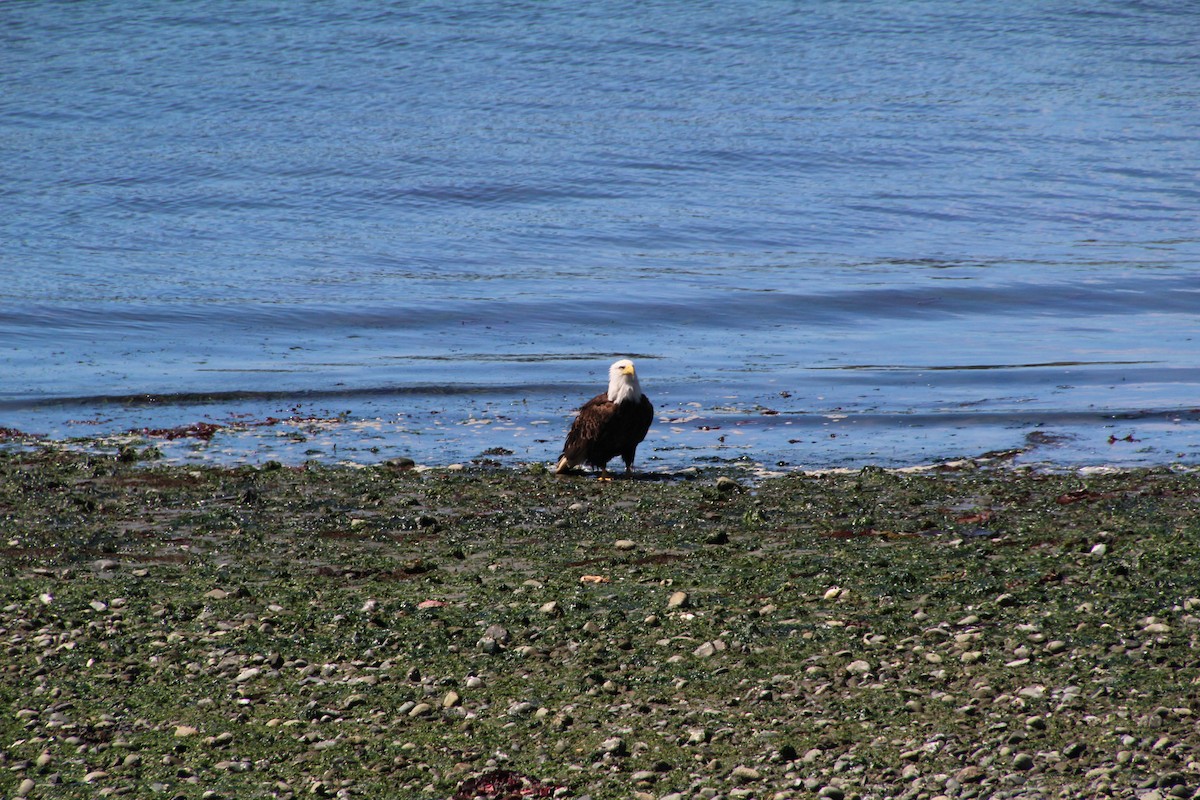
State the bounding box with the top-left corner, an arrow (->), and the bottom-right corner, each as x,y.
716,476 -> 741,493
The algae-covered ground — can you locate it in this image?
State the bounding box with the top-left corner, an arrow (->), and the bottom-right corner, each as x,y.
1,448 -> 1199,800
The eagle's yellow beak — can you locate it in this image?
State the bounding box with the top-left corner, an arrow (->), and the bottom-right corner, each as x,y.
622,363 -> 636,375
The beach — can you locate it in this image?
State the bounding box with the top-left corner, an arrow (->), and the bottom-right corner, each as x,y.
2,447 -> 1198,799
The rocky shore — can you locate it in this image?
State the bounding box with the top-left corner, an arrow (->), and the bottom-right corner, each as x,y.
2,447 -> 1198,799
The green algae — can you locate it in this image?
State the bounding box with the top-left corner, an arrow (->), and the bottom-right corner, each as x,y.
1,449 -> 1199,799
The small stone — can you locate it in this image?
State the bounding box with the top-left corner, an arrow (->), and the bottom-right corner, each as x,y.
443,691 -> 461,709
539,601 -> 561,617
17,779 -> 35,796
818,786 -> 845,800
600,736 -> 628,756
716,476 -> 741,493
234,668 -> 261,683
729,765 -> 761,783
508,701 -> 536,717
614,539 -> 637,551
704,530 -> 730,545
1013,752 -> 1034,770
667,591 -> 689,609
205,588 -> 230,600
84,770 -> 109,783
1062,742 -> 1086,759
483,624 -> 510,643
631,770 -> 657,783
961,650 -> 983,664
1045,640 -> 1067,654
36,751 -> 52,768
93,559 -> 120,572
957,765 -> 984,783
1090,543 -> 1107,557
408,703 -> 432,717
845,659 -> 871,675
174,725 -> 198,738
342,693 -> 367,710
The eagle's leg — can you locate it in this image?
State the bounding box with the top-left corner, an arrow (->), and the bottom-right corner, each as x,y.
597,466 -> 613,482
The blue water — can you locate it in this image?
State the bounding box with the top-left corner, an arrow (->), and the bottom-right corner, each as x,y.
4,1 -> 1199,470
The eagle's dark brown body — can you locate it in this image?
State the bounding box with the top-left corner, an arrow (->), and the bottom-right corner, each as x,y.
557,392 -> 653,474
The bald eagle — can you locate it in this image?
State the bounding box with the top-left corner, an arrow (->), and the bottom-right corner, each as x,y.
555,359 -> 654,477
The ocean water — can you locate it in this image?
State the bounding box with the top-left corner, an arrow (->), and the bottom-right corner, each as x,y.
3,1 -> 1199,470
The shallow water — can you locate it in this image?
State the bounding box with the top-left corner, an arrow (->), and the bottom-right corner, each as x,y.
4,1 -> 1199,469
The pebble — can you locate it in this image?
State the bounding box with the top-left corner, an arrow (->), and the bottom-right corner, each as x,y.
508,701 -> 536,717
818,786 -> 845,800
667,591 -> 689,609
174,725 -> 198,737
234,667 -> 261,683
483,624 -> 510,643
408,703 -> 432,717
600,736 -> 628,756
614,539 -> 637,550
539,601 -> 561,617
716,476 -> 741,493
17,779 -> 35,796
442,691 -> 461,708
1013,752 -> 1034,770
694,640 -> 727,658
845,659 -> 871,675
729,765 -> 761,783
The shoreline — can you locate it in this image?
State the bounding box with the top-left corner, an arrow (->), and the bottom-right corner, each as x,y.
2,448 -> 1199,799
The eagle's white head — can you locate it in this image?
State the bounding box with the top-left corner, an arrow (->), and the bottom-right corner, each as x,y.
607,358 -> 643,404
